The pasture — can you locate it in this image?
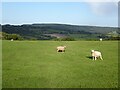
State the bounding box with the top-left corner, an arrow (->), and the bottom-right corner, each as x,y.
2,40 -> 118,88
0,40 -> 2,89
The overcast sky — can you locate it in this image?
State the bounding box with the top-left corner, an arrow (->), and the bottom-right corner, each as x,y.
1,0 -> 119,27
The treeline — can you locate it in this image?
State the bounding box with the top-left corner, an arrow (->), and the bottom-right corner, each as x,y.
1,31 -> 120,41
0,32 -> 23,40
1,24 -> 120,40
0,32 -> 76,41
54,37 -> 75,41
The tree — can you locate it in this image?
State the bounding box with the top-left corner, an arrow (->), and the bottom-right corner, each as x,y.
61,37 -> 75,41
0,32 -> 23,40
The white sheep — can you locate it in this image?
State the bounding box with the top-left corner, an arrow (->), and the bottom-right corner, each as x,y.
11,39 -> 13,41
57,46 -> 66,52
100,38 -> 102,41
91,50 -> 103,60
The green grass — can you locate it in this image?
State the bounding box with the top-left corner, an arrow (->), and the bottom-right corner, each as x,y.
2,40 -> 118,88
0,40 -> 2,89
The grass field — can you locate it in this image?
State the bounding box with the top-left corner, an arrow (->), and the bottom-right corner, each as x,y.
2,40 -> 118,88
0,40 -> 2,89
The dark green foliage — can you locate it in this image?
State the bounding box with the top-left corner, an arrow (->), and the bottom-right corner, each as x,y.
2,24 -> 119,40
1,32 -> 23,40
54,37 -> 75,41
106,36 -> 120,40
61,37 -> 75,41
0,32 -> 2,39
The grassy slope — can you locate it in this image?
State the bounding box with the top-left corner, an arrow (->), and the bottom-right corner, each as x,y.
2,41 -> 118,88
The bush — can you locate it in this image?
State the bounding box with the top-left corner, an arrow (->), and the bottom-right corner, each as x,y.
1,32 -> 24,40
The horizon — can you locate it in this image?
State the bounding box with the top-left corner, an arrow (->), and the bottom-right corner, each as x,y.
1,22 -> 118,28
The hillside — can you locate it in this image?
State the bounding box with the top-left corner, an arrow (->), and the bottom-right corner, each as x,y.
2,24 -> 119,40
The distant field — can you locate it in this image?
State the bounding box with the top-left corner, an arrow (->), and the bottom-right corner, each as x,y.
2,40 -> 118,88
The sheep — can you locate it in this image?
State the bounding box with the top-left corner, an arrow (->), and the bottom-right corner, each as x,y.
100,38 -> 102,41
91,50 -> 103,60
57,46 -> 66,52
11,39 -> 13,41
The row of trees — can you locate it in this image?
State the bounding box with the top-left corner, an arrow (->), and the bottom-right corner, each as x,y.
103,31 -> 120,40
0,32 -> 23,40
0,30 -> 119,41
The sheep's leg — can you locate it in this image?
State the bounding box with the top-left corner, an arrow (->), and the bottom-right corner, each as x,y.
100,55 -> 103,60
95,56 -> 97,60
57,49 -> 59,52
92,56 -> 94,60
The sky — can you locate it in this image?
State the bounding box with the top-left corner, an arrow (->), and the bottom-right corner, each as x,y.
1,0 -> 119,27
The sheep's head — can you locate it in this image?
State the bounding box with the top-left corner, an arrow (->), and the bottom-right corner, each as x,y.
91,50 -> 94,53
64,46 -> 66,48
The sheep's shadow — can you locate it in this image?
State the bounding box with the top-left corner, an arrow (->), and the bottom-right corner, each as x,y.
86,56 -> 93,60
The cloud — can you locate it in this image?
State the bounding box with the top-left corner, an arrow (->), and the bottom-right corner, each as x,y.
84,0 -> 118,16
